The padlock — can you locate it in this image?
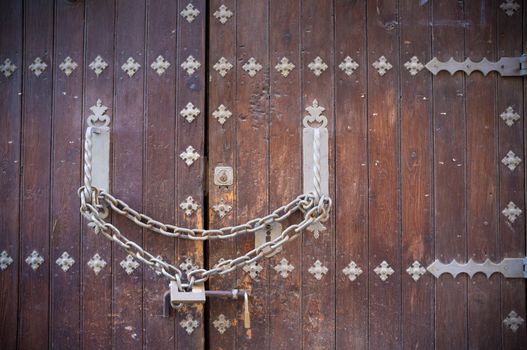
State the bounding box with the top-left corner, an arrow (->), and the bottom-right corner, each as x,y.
169,281 -> 206,307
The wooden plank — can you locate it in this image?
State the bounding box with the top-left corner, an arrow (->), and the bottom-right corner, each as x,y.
366,1 -> 400,348
268,0 -> 302,348
432,1 -> 467,349
334,1 -> 369,349
0,1 -> 23,348
207,0 -> 238,348
175,0 -> 206,348
235,0 -> 270,346
465,2 -> 501,349
18,0 -> 54,348
143,0 -> 177,348
301,1 -> 335,349
81,0 -> 115,348
111,0 -> 146,348
399,1 -> 434,349
50,0 -> 84,348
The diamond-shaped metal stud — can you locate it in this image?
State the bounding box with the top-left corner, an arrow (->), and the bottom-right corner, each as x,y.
29,57 -> 47,77
212,104 -> 232,125
338,56 -> 359,76
89,55 -> 108,77
273,258 -> 294,278
213,4 -> 233,24
180,196 -> 199,216
59,56 -> 78,76
120,254 -> 139,275
1,58 -> 17,78
213,57 -> 233,77
180,314 -> 199,335
342,260 -> 363,282
308,56 -> 328,76
213,314 -> 231,334
404,56 -> 424,76
502,150 -> 521,171
179,145 -> 200,166
503,310 -> 524,332
180,102 -> 200,123
502,201 -> 522,223
25,250 -> 44,271
372,56 -> 392,76
275,57 -> 295,77
181,55 -> 201,76
150,55 -> 170,76
374,260 -> 394,281
242,57 -> 262,77
500,0 -> 520,16
56,251 -> 75,272
87,253 -> 107,275
243,261 -> 263,280
500,106 -> 521,127
307,221 -> 326,239
406,260 -> 426,281
212,199 -> 232,219
0,250 -> 14,271
179,256 -> 199,274
308,260 -> 328,280
180,3 -> 200,23
121,57 -> 141,77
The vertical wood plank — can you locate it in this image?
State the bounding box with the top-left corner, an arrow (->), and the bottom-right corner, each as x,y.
19,0 -> 54,348
334,1 -> 369,349
301,1 -> 335,349
0,0 -> 23,348
366,0 -> 401,348
50,0 -> 84,348
143,0 -> 177,348
432,1 -> 467,349
399,1 -> 434,349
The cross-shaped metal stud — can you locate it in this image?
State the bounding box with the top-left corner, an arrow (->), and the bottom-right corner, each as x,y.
213,57 -> 233,77
374,260 -> 394,281
212,104 -> 232,125
179,256 -> 199,275
372,56 -> 393,76
212,199 -> 232,219
213,314 -> 231,334
180,314 -> 199,335
89,55 -> 108,77
500,106 -> 521,127
180,196 -> 200,216
179,145 -> 200,166
502,201 -> 522,223
403,56 -> 424,76
0,250 -> 14,271
0,58 -> 17,77
213,4 -> 233,24
308,260 -> 328,280
120,254 -> 139,275
501,150 -> 521,171
338,56 -> 359,76
181,55 -> 201,76
29,57 -> 47,77
150,55 -> 170,76
503,310 -> 524,332
59,56 -> 78,76
274,57 -> 295,77
308,56 -> 328,76
180,3 -> 200,23
342,260 -> 363,281
243,262 -> 263,280
180,102 -> 200,123
406,260 -> 426,281
500,0 -> 520,16
56,251 -> 75,272
25,250 -> 44,271
87,253 -> 107,275
121,57 -> 141,77
242,57 -> 262,77
273,258 -> 294,278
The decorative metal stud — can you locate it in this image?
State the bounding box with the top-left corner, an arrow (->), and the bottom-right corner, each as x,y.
25,250 -> 44,271
180,314 -> 199,335
303,99 -> 328,128
500,106 -> 520,127
212,199 -> 232,219
242,57 -> 262,77
307,221 -> 326,239
503,311 -> 524,332
501,150 -> 521,171
179,146 -> 200,166
180,102 -> 200,123
180,3 -> 200,23
273,258 -> 294,278
342,261 -> 363,282
502,201 -> 522,223
120,254 -> 139,275
213,314 -> 231,334
374,260 -> 394,281
308,260 -> 328,280
406,260 -> 426,281
150,55 -> 170,76
87,99 -> 111,127
179,257 -> 199,274
404,56 -> 424,76
59,56 -> 78,76
0,58 -> 17,77
121,57 -> 141,77
87,253 -> 107,275
89,55 -> 108,77
243,261 -> 263,280
275,57 -> 295,77
0,251 -> 14,271
338,56 -> 359,76
372,56 -> 392,76
179,196 -> 199,216
500,0 -> 520,16
213,4 -> 233,24
212,104 -> 232,125
181,55 -> 201,76
56,251 -> 75,272
213,57 -> 233,77
308,56 -> 328,76
29,57 -> 47,77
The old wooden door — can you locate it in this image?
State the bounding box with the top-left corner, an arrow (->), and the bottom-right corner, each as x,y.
1,1 -> 527,349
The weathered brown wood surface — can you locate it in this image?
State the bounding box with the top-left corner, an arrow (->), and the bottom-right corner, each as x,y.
1,1 -> 526,349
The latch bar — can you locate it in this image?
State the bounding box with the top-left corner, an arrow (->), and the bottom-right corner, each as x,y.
425,55 -> 527,77
427,257 -> 527,279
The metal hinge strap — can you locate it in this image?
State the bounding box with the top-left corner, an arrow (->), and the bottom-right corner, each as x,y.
426,54 -> 527,77
427,257 -> 527,279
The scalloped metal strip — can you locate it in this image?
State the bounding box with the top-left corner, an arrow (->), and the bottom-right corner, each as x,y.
427,258 -> 527,279
426,55 -> 527,76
